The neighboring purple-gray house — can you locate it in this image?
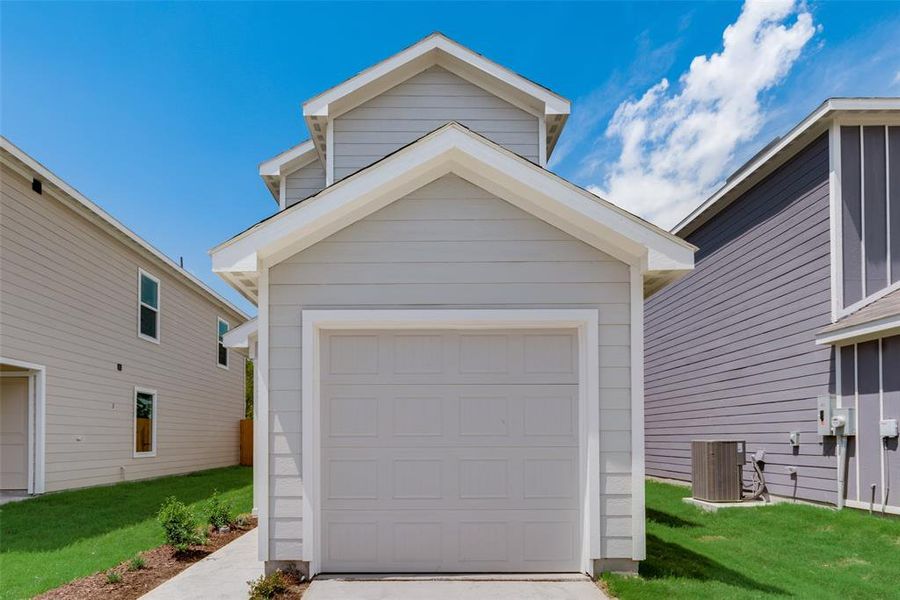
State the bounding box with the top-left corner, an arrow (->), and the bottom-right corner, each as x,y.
645,98 -> 900,512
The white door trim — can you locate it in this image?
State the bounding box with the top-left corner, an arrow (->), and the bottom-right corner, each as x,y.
301,309 -> 601,576
0,357 -> 46,494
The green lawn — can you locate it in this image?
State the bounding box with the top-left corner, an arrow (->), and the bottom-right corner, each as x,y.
603,481 -> 900,600
0,466 -> 252,600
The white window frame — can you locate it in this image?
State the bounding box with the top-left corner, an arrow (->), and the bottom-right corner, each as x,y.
217,317 -> 230,369
133,386 -> 158,458
137,268 -> 161,344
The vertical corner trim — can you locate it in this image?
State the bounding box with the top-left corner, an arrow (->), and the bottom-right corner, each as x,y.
828,120 -> 844,322
256,266 -> 271,562
629,265 -> 646,561
325,120 -> 335,186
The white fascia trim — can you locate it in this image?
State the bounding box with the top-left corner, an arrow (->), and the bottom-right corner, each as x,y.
211,124 -> 694,275
301,308 -> 600,577
302,33 -> 570,119
672,98 -> 900,238
0,356 -> 46,494
816,314 -> 900,346
223,317 -> 258,348
259,140 -> 318,178
0,137 -> 249,320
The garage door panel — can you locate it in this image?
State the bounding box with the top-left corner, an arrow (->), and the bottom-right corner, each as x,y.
324,446 -> 577,511
322,509 -> 580,573
321,329 -> 580,572
323,371 -> 578,386
322,330 -> 578,385
323,384 -> 578,448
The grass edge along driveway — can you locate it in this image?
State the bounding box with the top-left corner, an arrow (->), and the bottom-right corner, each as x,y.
0,466 -> 252,600
603,480 -> 900,600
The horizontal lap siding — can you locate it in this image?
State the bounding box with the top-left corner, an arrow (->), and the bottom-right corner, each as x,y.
645,134 -> 837,504
284,161 -> 325,208
332,66 -> 539,181
0,165 -> 246,492
267,174 -> 633,560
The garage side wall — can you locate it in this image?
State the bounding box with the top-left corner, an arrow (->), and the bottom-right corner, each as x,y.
267,174 -> 634,561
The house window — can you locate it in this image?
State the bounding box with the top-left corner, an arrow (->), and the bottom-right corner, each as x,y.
217,317 -> 230,368
138,269 -> 160,342
840,125 -> 900,309
134,387 -> 157,457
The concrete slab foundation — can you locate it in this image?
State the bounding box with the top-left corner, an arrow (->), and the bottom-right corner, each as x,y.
683,497 -> 769,512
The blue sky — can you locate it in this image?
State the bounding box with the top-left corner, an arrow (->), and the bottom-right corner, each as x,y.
3,1 -> 899,315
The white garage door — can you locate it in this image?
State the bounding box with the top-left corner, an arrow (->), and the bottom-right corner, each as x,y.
321,329 -> 580,572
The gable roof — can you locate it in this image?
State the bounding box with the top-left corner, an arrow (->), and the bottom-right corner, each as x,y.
258,140 -> 319,204
1,136 -> 250,320
674,97 -> 900,238
301,33 -> 571,165
212,122 -> 695,302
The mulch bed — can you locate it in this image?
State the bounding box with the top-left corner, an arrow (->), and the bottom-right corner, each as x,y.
270,571 -> 309,598
36,517 -> 260,600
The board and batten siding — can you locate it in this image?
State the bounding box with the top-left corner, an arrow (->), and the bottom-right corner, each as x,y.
839,125 -> 900,307
266,174 -> 633,560
644,134 -> 837,503
284,161 -> 326,209
0,163 -> 246,492
839,335 -> 900,509
332,66 -> 539,182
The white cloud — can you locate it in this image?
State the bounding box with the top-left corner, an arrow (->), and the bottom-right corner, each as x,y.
594,0 -> 815,229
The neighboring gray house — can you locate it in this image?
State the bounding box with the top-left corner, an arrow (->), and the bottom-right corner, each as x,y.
645,99 -> 900,513
0,138 -> 249,494
214,33 -> 694,576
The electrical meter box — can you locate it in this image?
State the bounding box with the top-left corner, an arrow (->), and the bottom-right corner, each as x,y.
881,419 -> 899,438
817,395 -> 856,436
832,407 -> 856,436
817,395 -> 835,435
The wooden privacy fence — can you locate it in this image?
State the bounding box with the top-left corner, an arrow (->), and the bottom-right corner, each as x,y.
240,419 -> 253,466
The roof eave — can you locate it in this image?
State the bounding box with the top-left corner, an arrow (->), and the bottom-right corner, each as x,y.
223,317 -> 258,348
815,314 -> 900,346
1,136 -> 251,321
673,97 -> 900,239
211,123 -> 693,288
258,140 -> 320,204
299,33 -> 571,167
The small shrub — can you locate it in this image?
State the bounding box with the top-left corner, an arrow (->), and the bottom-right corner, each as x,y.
106,570 -> 122,584
128,554 -> 146,571
247,570 -> 287,599
157,496 -> 204,551
234,513 -> 253,527
205,490 -> 234,530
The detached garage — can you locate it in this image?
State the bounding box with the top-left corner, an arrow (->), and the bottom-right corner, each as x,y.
211,34 -> 694,578
213,126 -> 694,577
